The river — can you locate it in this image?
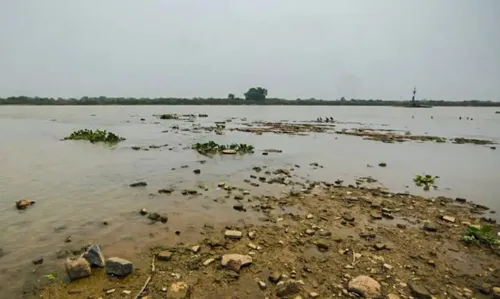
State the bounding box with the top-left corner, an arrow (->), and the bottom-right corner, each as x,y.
0,105 -> 499,297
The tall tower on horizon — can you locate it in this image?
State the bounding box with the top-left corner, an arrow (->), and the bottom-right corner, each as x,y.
412,87 -> 417,102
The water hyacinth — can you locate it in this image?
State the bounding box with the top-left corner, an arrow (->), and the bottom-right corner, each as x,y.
63,129 -> 125,144
192,141 -> 254,155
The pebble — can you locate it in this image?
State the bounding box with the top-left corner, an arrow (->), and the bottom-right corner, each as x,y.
276,280 -> 302,298
191,245 -> 201,253
82,244 -> 105,268
269,271 -> 282,283
306,214 -> 314,219
221,254 -> 252,268
248,231 -> 256,240
442,215 -> 456,223
224,230 -> 243,239
309,292 -> 319,298
105,289 -> 115,294
258,281 -> 267,289
203,258 -> 215,266
167,282 -> 189,299
122,290 -> 131,295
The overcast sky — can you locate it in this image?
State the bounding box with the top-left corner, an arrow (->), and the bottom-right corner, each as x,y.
0,0 -> 499,101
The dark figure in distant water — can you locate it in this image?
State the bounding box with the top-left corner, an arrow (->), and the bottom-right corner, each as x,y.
330,117 -> 334,122
467,117 -> 469,120
431,116 -> 433,119
325,117 -> 330,123
318,117 -> 322,122
459,116 -> 462,120
471,118 -> 473,120
412,116 -> 414,119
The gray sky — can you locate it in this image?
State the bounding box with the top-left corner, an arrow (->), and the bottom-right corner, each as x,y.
1,0 -> 499,101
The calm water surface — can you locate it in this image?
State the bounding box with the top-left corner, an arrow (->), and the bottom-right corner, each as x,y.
0,105 -> 499,297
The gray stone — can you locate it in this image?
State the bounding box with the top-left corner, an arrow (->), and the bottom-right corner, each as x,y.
65,257 -> 91,281
276,280 -> 302,298
82,244 -> 105,268
316,240 -> 329,251
130,181 -> 147,187
348,275 -> 381,298
106,257 -> 133,276
408,283 -> 432,299
224,230 -> 242,239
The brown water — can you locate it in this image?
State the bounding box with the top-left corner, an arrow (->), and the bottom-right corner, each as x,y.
0,105 -> 499,297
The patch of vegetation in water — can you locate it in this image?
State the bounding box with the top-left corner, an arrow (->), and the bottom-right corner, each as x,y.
192,141 -> 254,156
159,114 -> 179,120
461,225 -> 500,248
413,174 -> 438,191
453,137 -> 494,145
63,129 -> 125,143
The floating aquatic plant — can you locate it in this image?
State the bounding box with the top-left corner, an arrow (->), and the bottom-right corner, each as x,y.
192,141 -> 254,156
413,174 -> 438,191
63,129 -> 125,143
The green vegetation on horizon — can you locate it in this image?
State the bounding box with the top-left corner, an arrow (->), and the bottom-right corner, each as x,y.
2,86 -> 499,107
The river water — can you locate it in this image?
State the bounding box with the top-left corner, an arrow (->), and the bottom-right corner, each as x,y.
0,105 -> 499,297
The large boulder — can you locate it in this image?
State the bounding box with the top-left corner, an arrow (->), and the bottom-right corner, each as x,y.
82,244 -> 105,267
106,257 -> 133,276
348,275 -> 381,298
64,257 -> 91,281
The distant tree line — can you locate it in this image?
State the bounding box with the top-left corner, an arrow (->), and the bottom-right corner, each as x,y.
0,87 -> 499,106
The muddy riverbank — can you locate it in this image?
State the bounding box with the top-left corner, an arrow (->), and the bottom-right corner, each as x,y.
36,172 -> 500,298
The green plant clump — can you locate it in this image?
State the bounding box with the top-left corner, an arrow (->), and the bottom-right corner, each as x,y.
64,129 -> 125,143
461,225 -> 500,248
413,174 -> 438,191
192,141 -> 254,155
159,114 -> 179,120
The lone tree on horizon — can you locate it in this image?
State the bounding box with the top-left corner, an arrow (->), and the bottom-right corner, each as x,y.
244,87 -> 267,101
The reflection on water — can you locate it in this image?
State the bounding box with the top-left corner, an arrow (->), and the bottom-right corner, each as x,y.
0,105 -> 499,296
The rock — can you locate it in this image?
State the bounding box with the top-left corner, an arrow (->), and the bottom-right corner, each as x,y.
269,271 -> 282,283
224,230 -> 242,239
234,194 -> 244,200
193,169 -> 201,174
147,212 -> 168,223
157,251 -> 173,261
342,213 -> 355,222
83,244 -> 105,267
140,208 -> 148,215
408,283 -> 432,299
348,276 -> 381,298
305,229 -> 315,235
479,283 -> 492,294
316,240 -> 329,251
106,289 -> 116,294
276,280 -> 302,298
187,189 -> 198,195
166,282 -> 190,299
309,292 -> 319,298
158,188 -> 174,194
226,259 -> 242,272
106,257 -> 133,277
258,280 -> 267,289
374,243 -> 386,250
32,257 -> 43,265
387,294 -> 400,299
455,197 -> 467,203
122,290 -> 132,295
493,287 -> 500,299
16,199 -> 36,210
203,258 -> 215,266
370,212 -> 383,220
423,223 -> 438,232
130,181 -> 147,187
65,257 -> 91,281
306,213 -> 313,219
248,231 -> 256,240
191,245 -> 201,253
233,203 -> 246,211
221,254 -> 252,269
378,162 -> 387,167
442,215 -> 456,223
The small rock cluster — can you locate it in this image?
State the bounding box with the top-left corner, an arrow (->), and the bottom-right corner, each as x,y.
64,244 -> 133,281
